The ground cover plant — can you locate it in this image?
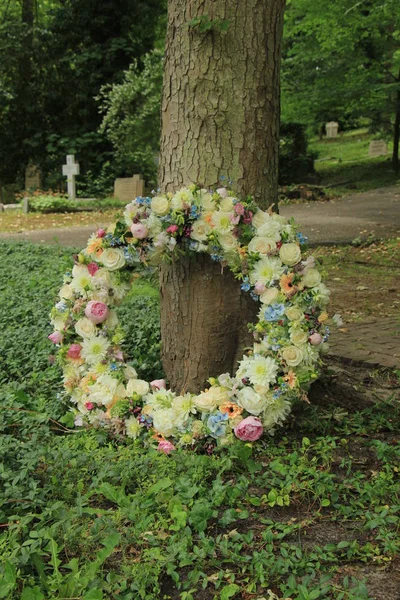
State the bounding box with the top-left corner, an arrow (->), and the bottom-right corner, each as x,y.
0,240 -> 399,600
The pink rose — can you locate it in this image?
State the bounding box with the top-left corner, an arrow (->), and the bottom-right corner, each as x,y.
85,402 -> 95,410
157,440 -> 176,454
166,224 -> 179,234
309,333 -> 323,345
230,214 -> 240,225
84,300 -> 109,324
234,202 -> 245,215
254,281 -> 267,295
67,344 -> 82,359
96,228 -> 106,238
234,416 -> 263,442
87,262 -> 99,276
131,223 -> 148,239
216,187 -> 228,199
150,379 -> 166,390
48,332 -> 63,344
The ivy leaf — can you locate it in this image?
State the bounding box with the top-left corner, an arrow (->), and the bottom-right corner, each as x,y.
220,583 -> 240,600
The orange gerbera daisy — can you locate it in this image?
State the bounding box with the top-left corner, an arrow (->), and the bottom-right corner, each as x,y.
152,432 -> 165,441
86,237 -> 103,254
283,371 -> 297,389
280,273 -> 297,296
220,402 -> 243,419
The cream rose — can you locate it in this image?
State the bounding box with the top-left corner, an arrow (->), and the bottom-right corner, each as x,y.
281,345 -> 304,367
124,365 -> 138,379
303,268 -> 322,288
279,243 -> 301,266
152,408 -> 176,437
236,387 -> 267,416
260,287 -> 280,305
127,379 -> 150,397
59,284 -> 73,300
285,306 -> 304,321
151,195 -> 170,216
218,232 -> 238,252
75,317 -> 97,338
193,387 -> 229,412
290,329 -> 308,346
252,210 -> 270,229
101,248 -> 126,271
248,237 -> 277,255
220,197 -> 235,211
191,219 -> 211,242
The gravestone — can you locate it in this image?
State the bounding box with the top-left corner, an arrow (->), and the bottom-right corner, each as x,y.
368,140 -> 388,157
114,174 -> 144,202
22,197 -> 29,213
62,154 -> 80,200
25,164 -> 42,190
326,122 -> 339,138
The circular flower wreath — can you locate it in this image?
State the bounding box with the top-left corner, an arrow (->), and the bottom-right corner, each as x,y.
50,185 -> 337,453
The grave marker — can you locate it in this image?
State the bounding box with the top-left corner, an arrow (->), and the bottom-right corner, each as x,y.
114,174 -> 144,202
62,154 -> 80,200
368,140 -> 388,157
25,164 -> 42,190
326,121 -> 339,138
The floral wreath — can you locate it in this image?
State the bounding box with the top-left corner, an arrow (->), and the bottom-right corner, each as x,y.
50,185 -> 337,453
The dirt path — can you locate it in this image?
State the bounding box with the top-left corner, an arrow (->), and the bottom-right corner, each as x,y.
0,186 -> 399,247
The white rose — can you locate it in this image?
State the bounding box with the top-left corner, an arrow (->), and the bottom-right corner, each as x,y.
151,195 -> 170,216
290,329 -> 308,346
218,232 -> 238,252
152,408 -> 176,437
59,284 -> 73,300
236,387 -> 267,416
252,210 -> 270,229
257,220 -> 282,241
193,387 -> 229,412
51,314 -> 67,331
220,197 -> 235,211
303,268 -> 321,288
191,219 -> 211,242
124,365 -> 138,379
285,306 -> 304,321
91,289 -> 110,303
260,287 -> 280,305
279,243 -> 302,266
248,237 -> 277,255
101,248 -> 126,271
127,379 -> 150,397
281,345 -> 304,367
75,317 -> 97,338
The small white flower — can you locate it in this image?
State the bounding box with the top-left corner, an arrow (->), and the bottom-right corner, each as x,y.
81,336 -> 111,365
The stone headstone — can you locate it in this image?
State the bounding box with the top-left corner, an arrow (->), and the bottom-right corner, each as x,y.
326,122 -> 339,138
368,140 -> 388,157
114,174 -> 144,202
22,197 -> 29,214
62,154 -> 80,200
25,164 -> 42,190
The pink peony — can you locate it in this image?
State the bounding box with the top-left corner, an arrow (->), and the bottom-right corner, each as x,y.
67,344 -> 82,359
96,228 -> 106,238
87,262 -> 99,276
157,440 -> 176,454
131,223 -> 148,239
254,281 -> 267,295
309,333 -> 323,345
85,402 -> 95,411
84,300 -> 109,324
166,224 -> 179,234
216,187 -> 228,198
234,416 -> 263,442
48,331 -> 63,344
150,379 -> 166,390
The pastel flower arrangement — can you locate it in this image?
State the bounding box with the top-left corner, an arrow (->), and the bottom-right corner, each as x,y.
49,185 -> 337,452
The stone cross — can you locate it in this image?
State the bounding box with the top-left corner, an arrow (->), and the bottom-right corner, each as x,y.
62,154 -> 80,200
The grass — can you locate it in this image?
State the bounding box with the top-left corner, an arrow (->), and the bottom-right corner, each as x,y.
308,129 -> 400,195
0,208 -> 120,233
0,241 -> 399,600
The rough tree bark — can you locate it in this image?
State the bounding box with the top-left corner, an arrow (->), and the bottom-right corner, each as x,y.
392,69 -> 400,173
159,0 -> 286,393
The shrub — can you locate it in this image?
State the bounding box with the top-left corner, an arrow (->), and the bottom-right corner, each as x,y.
279,122 -> 316,184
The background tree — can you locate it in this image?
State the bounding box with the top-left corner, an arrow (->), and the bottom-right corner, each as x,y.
281,0 -> 400,169
158,0 -> 286,393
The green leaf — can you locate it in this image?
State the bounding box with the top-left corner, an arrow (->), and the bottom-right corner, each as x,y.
189,501 -> 213,533
83,590 -> 103,600
21,588 -> 45,600
321,498 -> 330,507
220,583 -> 240,600
0,561 -> 17,598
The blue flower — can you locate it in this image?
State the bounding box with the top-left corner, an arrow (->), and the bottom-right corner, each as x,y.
211,254 -> 224,262
207,412 -> 229,437
55,301 -> 67,313
241,276 -> 251,292
190,205 -> 201,220
296,232 -> 308,245
264,303 -> 286,322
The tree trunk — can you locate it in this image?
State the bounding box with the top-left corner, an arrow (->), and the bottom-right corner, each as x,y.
392,70 -> 400,173
159,0 -> 286,393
